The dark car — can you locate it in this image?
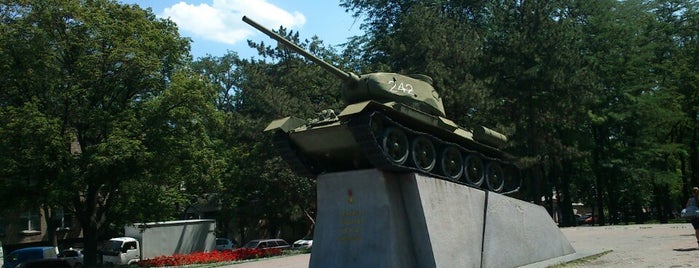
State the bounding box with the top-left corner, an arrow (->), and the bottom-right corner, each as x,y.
15,259 -> 71,268
584,215 -> 598,224
57,249 -> 83,268
3,247 -> 57,268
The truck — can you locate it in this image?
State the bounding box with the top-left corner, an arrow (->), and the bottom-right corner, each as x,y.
101,219 -> 216,266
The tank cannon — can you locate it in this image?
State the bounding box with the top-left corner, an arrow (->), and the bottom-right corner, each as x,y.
244,16 -> 521,194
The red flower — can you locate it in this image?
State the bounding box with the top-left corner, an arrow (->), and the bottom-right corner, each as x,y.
136,248 -> 285,267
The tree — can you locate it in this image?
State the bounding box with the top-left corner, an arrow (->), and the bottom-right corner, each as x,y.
340,0 -> 490,123
578,0 -> 689,224
191,28 -> 347,241
339,0 -> 692,225
478,0 -> 599,225
653,0 -> 699,207
0,0 -> 222,265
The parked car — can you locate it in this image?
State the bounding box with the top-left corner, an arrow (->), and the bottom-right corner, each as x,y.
292,236 -> 313,249
215,238 -> 236,251
2,247 -> 57,268
241,239 -> 290,250
14,259 -> 70,268
57,249 -> 83,268
584,215 -> 598,224
1,239 -> 4,268
574,214 -> 586,225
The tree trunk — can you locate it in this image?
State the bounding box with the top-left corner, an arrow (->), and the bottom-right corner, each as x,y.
42,205 -> 58,248
559,159 -> 575,227
591,125 -> 607,226
304,209 -> 315,237
82,222 -> 100,267
690,120 -> 698,188
74,183 -> 108,267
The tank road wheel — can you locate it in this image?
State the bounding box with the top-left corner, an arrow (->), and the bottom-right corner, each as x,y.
369,115 -> 384,139
439,146 -> 463,181
410,136 -> 436,172
464,154 -> 485,187
382,127 -> 409,165
485,162 -> 505,192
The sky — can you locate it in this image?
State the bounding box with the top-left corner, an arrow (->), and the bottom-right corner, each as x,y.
119,0 -> 364,59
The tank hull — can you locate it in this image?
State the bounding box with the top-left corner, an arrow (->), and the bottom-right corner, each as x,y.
267,101 -> 521,194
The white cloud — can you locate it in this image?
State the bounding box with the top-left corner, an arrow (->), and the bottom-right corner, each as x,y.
161,0 -> 306,45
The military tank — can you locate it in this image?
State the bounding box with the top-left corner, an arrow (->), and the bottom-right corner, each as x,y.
243,16 -> 521,194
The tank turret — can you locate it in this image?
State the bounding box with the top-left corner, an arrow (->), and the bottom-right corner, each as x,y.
243,16 -> 445,117
244,16 -> 521,194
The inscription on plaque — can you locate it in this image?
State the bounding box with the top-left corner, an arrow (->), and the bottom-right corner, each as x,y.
338,209 -> 363,241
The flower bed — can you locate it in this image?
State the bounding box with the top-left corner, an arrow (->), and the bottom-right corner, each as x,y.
136,248 -> 283,267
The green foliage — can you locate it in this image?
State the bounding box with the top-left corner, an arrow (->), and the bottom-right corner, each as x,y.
190,27 -> 348,238
3,0 -> 699,261
0,0 -> 221,265
341,0 -> 489,123
0,101 -> 70,209
341,0 -> 698,225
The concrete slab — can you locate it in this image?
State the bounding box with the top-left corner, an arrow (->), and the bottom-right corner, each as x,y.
400,172 -> 485,267
482,192 -> 576,267
310,169 -> 416,268
310,169 -> 574,268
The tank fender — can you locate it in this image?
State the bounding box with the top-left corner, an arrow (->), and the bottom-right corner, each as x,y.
473,126 -> 508,148
436,117 -> 460,131
453,128 -> 475,140
337,101 -> 380,118
264,116 -> 307,133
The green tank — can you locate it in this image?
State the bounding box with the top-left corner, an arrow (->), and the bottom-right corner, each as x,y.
243,16 -> 521,194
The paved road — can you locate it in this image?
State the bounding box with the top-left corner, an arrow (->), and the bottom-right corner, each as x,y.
223,223 -> 699,268
223,253 -> 309,268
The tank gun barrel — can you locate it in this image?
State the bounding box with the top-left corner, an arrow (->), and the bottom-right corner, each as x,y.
243,16 -> 356,82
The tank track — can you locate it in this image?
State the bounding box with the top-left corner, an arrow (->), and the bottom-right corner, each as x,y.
347,111 -> 521,194
271,111 -> 521,194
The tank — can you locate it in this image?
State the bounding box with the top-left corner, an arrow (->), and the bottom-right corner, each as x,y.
243,16 -> 521,194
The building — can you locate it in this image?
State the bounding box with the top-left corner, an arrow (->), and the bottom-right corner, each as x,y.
0,207 -> 82,253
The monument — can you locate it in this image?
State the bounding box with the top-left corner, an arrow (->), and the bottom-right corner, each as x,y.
310,169 -> 574,267
243,16 -> 576,267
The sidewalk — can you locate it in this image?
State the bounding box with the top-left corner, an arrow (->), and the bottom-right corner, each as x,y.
558,223 -> 699,267
223,223 -> 699,267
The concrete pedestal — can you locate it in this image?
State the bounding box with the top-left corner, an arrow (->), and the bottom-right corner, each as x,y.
309,169 -> 575,268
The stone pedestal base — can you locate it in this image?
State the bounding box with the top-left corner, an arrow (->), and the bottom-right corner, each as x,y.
309,169 -> 575,268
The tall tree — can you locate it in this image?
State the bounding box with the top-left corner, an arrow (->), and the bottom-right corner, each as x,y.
579,0 -> 687,224
0,0 -> 222,265
653,0 -> 699,205
192,27 -> 348,241
479,0 -> 596,225
341,0 -> 490,124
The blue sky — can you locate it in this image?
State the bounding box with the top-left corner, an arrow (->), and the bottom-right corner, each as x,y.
119,0 -> 364,59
